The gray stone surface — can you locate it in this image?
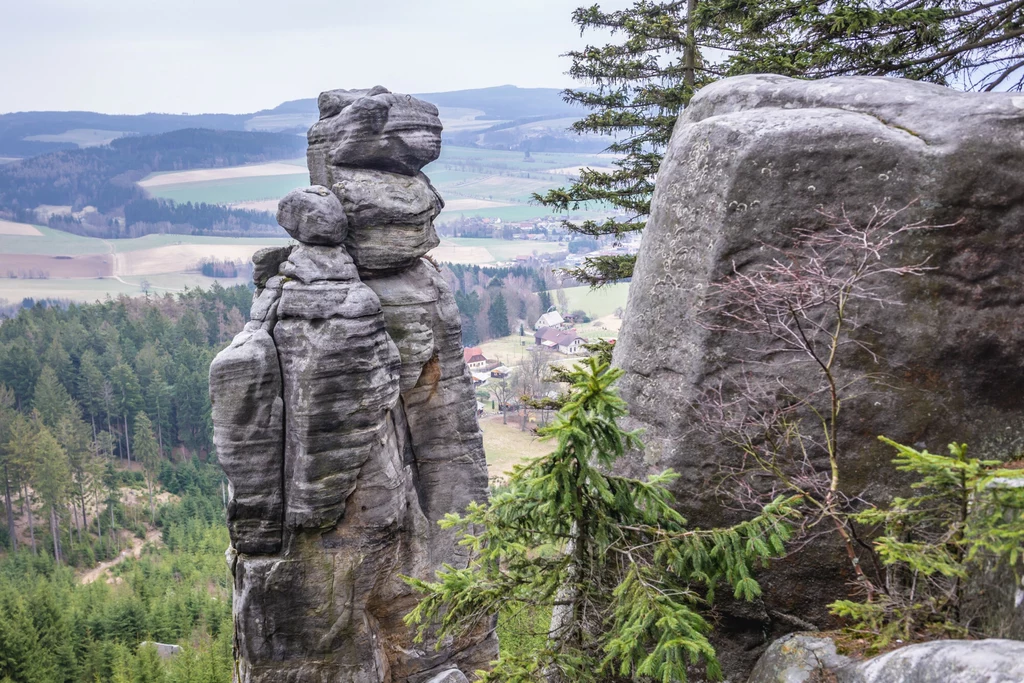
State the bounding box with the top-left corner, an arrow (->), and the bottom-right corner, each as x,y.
844,639 -> 1024,683
746,634 -> 851,683
347,220 -> 441,273
331,167 -> 443,229
276,185 -> 348,245
277,243 -> 359,283
749,636 -> 1024,683
209,328 -> 284,554
251,245 -> 293,287
308,87 -> 442,179
423,670 -> 470,683
210,86 -> 492,682
331,167 -> 443,272
615,74 -> 1024,679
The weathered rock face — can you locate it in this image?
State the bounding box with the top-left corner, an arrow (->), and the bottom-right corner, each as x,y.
308,86 -> 442,181
210,87 -> 494,683
615,74 -> 1024,678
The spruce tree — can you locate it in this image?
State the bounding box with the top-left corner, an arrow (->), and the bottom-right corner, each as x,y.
540,0 -> 1024,285
830,437 -> 1024,649
32,366 -> 73,431
405,358 -> 799,681
488,292 -> 512,339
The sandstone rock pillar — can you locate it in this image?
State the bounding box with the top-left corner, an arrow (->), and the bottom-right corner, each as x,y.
210,87 -> 495,683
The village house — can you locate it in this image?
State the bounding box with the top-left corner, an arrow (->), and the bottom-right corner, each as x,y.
534,327 -> 587,355
534,310 -> 565,330
463,346 -> 490,370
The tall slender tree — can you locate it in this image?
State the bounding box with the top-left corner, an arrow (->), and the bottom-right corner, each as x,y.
0,385 -> 17,551
31,425 -> 71,565
110,363 -> 142,463
134,413 -> 160,524
7,414 -> 38,554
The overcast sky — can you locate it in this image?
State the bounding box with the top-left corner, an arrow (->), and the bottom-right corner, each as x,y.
0,0 -> 631,115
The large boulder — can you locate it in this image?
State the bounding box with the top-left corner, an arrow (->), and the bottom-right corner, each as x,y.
844,639 -> 1024,683
615,74 -> 1024,678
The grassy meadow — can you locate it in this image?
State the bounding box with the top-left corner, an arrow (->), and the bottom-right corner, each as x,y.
141,146 -> 617,224
0,145 -> 630,305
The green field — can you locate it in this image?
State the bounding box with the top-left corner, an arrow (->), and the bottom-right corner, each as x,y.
0,225 -> 112,255
106,233 -> 289,253
147,175 -> 310,205
445,237 -> 565,261
23,128 -> 127,148
0,227 -> 289,256
140,147 -> 619,224
480,416 -> 554,481
561,282 -> 631,318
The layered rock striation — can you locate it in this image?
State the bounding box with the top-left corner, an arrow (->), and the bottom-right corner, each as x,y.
210,87 -> 495,683
615,75 -> 1024,677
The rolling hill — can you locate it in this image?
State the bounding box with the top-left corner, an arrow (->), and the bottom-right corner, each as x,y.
0,86 -> 600,158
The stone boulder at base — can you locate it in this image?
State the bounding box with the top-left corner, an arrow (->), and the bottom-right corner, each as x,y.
615,74 -> 1024,678
747,635 -> 1024,683
844,639 -> 1024,683
211,86 -> 494,683
745,633 -> 851,683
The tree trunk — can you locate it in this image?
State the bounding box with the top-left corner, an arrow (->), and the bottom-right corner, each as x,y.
546,522 -> 582,683
4,464 -> 17,551
148,479 -> 155,525
684,0 -> 697,94
50,506 -> 62,565
24,484 -> 36,555
124,414 -> 132,463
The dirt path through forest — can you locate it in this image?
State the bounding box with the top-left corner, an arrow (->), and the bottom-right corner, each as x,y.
80,529 -> 162,584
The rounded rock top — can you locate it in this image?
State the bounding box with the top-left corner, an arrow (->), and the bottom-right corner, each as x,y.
308,87 -> 443,177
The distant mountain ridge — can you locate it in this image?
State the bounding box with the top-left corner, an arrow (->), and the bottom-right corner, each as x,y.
267,85 -> 578,121
0,86 -> 586,158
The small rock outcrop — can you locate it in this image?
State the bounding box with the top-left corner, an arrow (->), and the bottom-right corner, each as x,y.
747,635 -> 1024,683
615,74 -> 1024,677
210,86 -> 495,683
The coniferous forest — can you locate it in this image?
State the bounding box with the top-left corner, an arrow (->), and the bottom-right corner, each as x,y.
0,285 -> 253,683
